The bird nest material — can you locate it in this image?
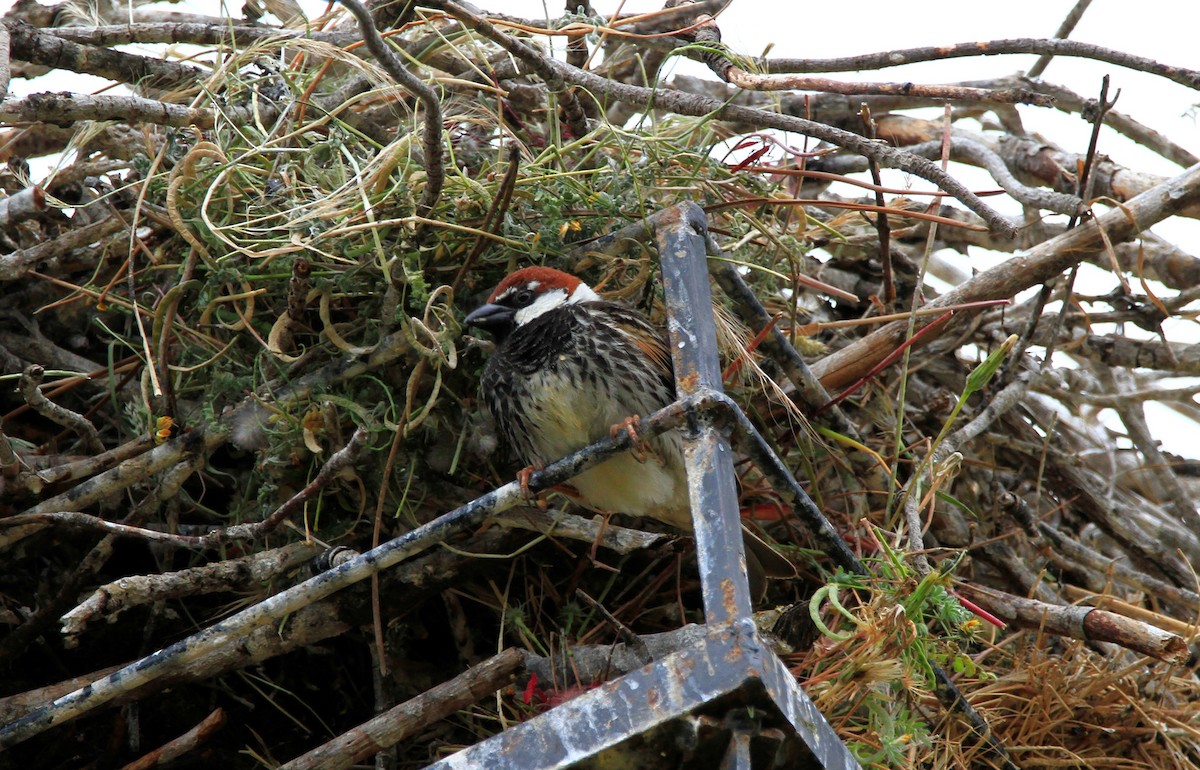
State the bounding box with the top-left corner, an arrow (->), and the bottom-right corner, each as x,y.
0,1 -> 1198,768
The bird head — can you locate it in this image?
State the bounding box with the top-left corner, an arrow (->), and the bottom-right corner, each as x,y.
465,267 -> 600,340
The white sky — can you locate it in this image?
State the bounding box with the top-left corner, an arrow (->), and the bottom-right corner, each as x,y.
3,0 -> 1198,457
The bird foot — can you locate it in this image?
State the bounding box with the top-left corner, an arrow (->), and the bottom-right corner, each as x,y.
517,464 -> 548,509
610,415 -> 648,462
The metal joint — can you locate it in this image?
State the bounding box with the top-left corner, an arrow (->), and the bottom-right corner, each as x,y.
685,388 -> 741,434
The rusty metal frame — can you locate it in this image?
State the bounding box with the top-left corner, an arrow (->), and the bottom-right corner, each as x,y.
429,621 -> 858,770
657,202 -> 755,625
425,202 -> 861,770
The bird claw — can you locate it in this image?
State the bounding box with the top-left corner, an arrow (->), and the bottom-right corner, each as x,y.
611,415 -> 648,462
517,465 -> 548,509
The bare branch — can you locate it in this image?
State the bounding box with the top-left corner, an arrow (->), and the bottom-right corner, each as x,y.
902,135 -> 1083,215
121,708 -> 226,770
42,21 -> 358,48
0,215 -> 125,281
0,91 -> 216,127
278,649 -> 524,770
1027,0 -> 1094,78
729,71 -> 1054,105
956,583 -> 1188,663
336,0 -> 444,218
61,543 -> 321,641
0,511 -> 202,546
997,486 -> 1200,609
762,38 -> 1200,90
4,19 -> 203,90
1033,79 -> 1199,168
18,365 -> 104,454
811,161 -> 1200,390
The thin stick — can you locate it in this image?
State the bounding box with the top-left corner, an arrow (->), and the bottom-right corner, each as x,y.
336,0 -> 444,218
1027,0 -> 1095,78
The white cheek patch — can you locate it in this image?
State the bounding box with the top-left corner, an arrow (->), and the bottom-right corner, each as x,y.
514,288 -> 569,324
511,281 -> 600,325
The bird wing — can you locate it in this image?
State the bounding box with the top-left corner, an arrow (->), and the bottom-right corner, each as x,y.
594,302 -> 674,391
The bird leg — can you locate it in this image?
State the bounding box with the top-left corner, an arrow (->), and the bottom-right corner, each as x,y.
610,415 -> 648,462
587,513 -> 621,573
516,464 -> 548,509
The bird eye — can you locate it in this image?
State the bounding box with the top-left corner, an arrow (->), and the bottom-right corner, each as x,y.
514,289 -> 534,306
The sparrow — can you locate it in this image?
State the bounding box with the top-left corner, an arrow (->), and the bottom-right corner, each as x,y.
465,266 -> 793,593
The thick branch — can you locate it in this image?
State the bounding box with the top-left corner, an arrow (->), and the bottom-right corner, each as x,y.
957,583 -> 1188,663
0,91 -> 217,127
279,649 -> 524,770
5,19 -> 202,90
46,22 -> 359,48
811,161 -> 1200,390
725,67 -> 1051,104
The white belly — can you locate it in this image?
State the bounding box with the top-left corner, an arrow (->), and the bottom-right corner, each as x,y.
569,450 -> 691,530
517,355 -> 688,528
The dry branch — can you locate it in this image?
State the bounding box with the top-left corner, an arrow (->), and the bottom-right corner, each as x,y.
279,648 -> 524,770
17,364 -> 103,453
0,92 -> 218,127
1027,0 -> 1094,78
119,708 -> 226,770
4,19 -> 202,90
0,215 -> 125,280
957,583 -> 1189,663
60,542 -> 322,641
45,22 -> 359,47
810,161 -> 1200,390
762,38 -> 1200,89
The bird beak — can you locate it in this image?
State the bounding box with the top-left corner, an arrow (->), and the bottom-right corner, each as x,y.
464,302 -> 515,332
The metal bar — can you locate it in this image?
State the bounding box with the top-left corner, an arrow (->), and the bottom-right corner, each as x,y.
418,205 -> 866,770
655,202 -> 754,625
693,389 -> 867,578
687,377 -> 1014,767
426,623 -> 862,770
427,626 -> 749,770
1,202 -> 873,769
719,727 -> 753,770
750,622 -> 863,770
